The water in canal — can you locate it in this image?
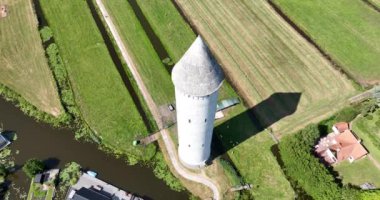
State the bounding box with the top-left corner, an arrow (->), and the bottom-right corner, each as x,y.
0,97 -> 187,199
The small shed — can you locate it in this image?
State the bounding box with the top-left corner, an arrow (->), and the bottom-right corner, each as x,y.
216,98 -> 240,111
1,5 -> 8,18
34,173 -> 43,184
0,135 -> 10,151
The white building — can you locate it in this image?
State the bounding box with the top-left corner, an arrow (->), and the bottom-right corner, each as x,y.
172,36 -> 224,168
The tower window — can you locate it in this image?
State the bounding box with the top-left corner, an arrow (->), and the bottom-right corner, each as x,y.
188,119 -> 191,123
205,118 -> 207,123
188,144 -> 191,148
202,144 -> 204,147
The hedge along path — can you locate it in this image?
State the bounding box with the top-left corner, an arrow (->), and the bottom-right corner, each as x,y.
174,0 -> 357,135
39,0 -> 154,161
0,0 -> 63,116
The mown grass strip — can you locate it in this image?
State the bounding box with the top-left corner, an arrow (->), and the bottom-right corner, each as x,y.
0,0 -> 62,116
39,0 -> 155,163
99,0 -> 174,106
273,0 -> 380,85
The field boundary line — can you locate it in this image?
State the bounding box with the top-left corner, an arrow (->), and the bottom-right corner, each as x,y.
266,0 -> 361,86
362,0 -> 380,13
94,0 -> 220,199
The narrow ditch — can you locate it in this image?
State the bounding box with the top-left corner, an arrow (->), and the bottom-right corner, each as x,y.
86,0 -> 154,132
127,0 -> 173,73
267,0 -> 361,86
363,0 -> 380,13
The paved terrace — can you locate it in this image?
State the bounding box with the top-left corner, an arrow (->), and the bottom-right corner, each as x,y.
68,173 -> 141,200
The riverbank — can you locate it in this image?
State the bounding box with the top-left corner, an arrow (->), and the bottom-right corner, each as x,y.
0,97 -> 188,199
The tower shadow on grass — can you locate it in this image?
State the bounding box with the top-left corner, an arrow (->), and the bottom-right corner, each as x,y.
211,92 -> 302,159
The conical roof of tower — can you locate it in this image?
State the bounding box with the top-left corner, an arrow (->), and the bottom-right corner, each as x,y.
172,36 -> 224,96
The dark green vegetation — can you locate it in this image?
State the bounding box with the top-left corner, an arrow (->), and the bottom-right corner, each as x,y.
22,159 -> 44,178
278,103 -> 380,199
0,0 -> 63,116
39,0 -> 155,164
151,152 -> 184,192
273,0 -> 380,85
58,162 -> 81,192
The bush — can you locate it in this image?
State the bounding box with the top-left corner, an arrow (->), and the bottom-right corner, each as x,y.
335,106 -> 360,122
151,152 -> 184,192
22,159 -> 44,178
279,124 -> 359,200
39,26 -> 53,43
59,162 -> 81,191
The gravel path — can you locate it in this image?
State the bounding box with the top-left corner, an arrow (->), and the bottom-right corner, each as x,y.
95,0 -> 220,199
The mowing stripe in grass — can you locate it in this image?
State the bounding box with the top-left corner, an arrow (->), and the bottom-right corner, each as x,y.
363,0 -> 380,12
85,0 -> 154,132
128,0 -> 172,72
267,0 -> 361,86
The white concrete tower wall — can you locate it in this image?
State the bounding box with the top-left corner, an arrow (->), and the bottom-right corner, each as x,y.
172,36 -> 224,168
176,89 -> 219,166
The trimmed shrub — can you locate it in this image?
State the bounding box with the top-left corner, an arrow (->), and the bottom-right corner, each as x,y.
22,159 -> 44,178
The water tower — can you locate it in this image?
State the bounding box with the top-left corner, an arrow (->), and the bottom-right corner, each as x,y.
172,36 -> 224,168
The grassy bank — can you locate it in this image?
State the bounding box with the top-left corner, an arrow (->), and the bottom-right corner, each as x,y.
100,0 -> 174,105
273,0 -> 380,85
0,0 -> 63,116
39,0 -> 155,163
175,0 -> 357,136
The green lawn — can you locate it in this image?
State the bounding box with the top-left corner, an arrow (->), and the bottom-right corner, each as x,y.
0,0 -> 62,116
273,0 -> 380,84
352,110 -> 380,163
39,0 -> 154,162
45,187 -> 54,200
99,0 -> 173,105
335,157 -> 380,187
215,109 -> 295,199
136,0 -> 196,62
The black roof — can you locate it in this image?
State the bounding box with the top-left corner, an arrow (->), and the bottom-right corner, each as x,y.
72,188 -> 112,200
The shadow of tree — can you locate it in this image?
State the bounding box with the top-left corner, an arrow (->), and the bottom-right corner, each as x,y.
211,92 -> 301,159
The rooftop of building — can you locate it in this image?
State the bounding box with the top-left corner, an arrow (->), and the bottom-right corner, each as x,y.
172,36 -> 224,97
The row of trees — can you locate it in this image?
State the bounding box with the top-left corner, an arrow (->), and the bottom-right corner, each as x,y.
278,102 -> 380,200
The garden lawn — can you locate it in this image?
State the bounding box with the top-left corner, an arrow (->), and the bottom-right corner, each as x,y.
39,0 -> 154,161
352,110 -> 380,164
273,0 -> 380,85
0,0 -> 62,116
335,157 -> 380,187
175,0 -> 357,136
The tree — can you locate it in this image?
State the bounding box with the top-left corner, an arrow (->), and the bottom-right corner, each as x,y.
59,162 -> 81,189
22,159 -> 44,178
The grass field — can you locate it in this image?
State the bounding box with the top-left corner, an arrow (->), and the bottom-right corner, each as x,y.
273,0 -> 380,85
39,0 -> 154,161
335,157 -> 380,187
175,0 -> 357,135
100,0 -> 173,105
0,0 -> 62,116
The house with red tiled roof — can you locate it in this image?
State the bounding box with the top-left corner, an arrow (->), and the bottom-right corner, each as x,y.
315,122 -> 368,165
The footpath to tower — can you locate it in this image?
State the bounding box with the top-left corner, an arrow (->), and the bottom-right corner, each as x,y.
95,0 -> 220,199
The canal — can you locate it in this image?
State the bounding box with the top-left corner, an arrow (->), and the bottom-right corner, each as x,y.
0,97 -> 187,199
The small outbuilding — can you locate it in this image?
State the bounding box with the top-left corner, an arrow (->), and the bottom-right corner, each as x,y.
0,5 -> 8,18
